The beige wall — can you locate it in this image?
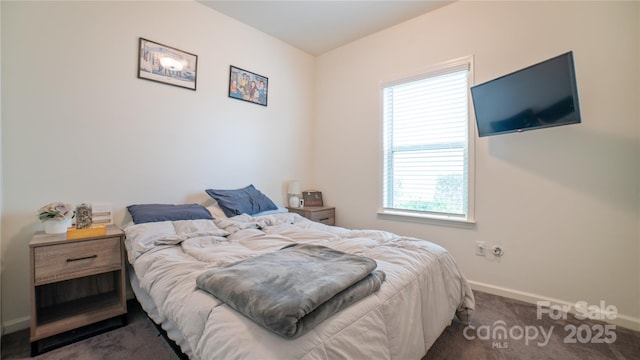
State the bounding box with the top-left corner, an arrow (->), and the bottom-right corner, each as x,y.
0,0 -> 315,332
315,1 -> 640,329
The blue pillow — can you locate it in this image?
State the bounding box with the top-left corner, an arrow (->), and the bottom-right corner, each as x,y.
127,203 -> 213,224
205,184 -> 278,217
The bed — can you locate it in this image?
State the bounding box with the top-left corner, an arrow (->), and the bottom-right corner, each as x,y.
123,187 -> 474,360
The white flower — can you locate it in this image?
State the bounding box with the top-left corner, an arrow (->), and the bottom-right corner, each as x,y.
37,202 -> 75,222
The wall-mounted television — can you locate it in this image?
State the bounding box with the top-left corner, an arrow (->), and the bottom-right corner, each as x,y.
471,51 -> 581,137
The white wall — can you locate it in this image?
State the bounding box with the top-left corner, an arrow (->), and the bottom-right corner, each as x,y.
0,1 -> 315,332
315,1 -> 640,329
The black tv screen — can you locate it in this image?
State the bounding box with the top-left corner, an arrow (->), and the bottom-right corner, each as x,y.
471,51 -> 581,137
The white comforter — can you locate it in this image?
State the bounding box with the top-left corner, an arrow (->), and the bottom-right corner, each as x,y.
124,213 -> 474,360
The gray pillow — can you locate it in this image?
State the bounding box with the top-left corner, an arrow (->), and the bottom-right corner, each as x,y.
205,184 -> 278,217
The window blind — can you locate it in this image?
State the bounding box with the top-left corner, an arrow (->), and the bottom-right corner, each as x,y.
382,64 -> 470,218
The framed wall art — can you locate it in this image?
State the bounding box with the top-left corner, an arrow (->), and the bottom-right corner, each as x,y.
228,65 -> 268,106
138,38 -> 198,90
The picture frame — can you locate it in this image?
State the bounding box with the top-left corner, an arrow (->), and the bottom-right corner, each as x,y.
302,191 -> 323,207
138,38 -> 198,90
228,65 -> 268,106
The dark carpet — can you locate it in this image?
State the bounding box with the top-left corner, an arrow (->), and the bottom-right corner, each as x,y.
1,300 -> 179,360
2,292 -> 639,359
425,291 -> 640,360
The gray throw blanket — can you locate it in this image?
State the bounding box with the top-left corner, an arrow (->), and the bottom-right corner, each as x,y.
196,243 -> 386,339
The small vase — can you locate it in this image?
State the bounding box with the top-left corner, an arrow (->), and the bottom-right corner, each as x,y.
44,218 -> 72,234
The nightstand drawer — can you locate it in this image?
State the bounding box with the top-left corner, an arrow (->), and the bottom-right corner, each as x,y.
34,237 -> 122,285
309,209 -> 335,224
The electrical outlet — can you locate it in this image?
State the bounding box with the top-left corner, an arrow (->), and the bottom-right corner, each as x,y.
492,246 -> 504,257
475,241 -> 486,256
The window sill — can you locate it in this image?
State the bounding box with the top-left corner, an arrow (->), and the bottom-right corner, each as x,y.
376,209 -> 476,228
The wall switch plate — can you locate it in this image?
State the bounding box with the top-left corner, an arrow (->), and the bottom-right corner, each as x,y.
476,241 -> 486,256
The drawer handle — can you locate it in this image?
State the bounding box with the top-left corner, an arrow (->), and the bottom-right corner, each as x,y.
319,218 -> 330,221
66,255 -> 98,262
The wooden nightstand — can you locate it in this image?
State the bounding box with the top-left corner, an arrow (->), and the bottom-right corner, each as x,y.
29,225 -> 127,355
287,206 -> 335,225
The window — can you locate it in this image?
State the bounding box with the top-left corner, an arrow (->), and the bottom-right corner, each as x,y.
381,57 -> 474,224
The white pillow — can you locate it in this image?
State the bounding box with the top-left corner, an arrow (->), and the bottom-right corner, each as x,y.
124,219 -> 229,263
251,206 -> 289,217
124,221 -> 176,263
206,204 -> 228,219
171,219 -> 229,239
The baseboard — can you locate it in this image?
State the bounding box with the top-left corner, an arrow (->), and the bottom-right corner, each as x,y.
2,315 -> 30,335
468,280 -> 640,332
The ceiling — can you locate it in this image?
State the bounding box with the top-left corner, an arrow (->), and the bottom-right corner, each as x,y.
199,1 -> 453,56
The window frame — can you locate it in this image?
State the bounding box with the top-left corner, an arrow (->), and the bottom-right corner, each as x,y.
378,56 -> 476,227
